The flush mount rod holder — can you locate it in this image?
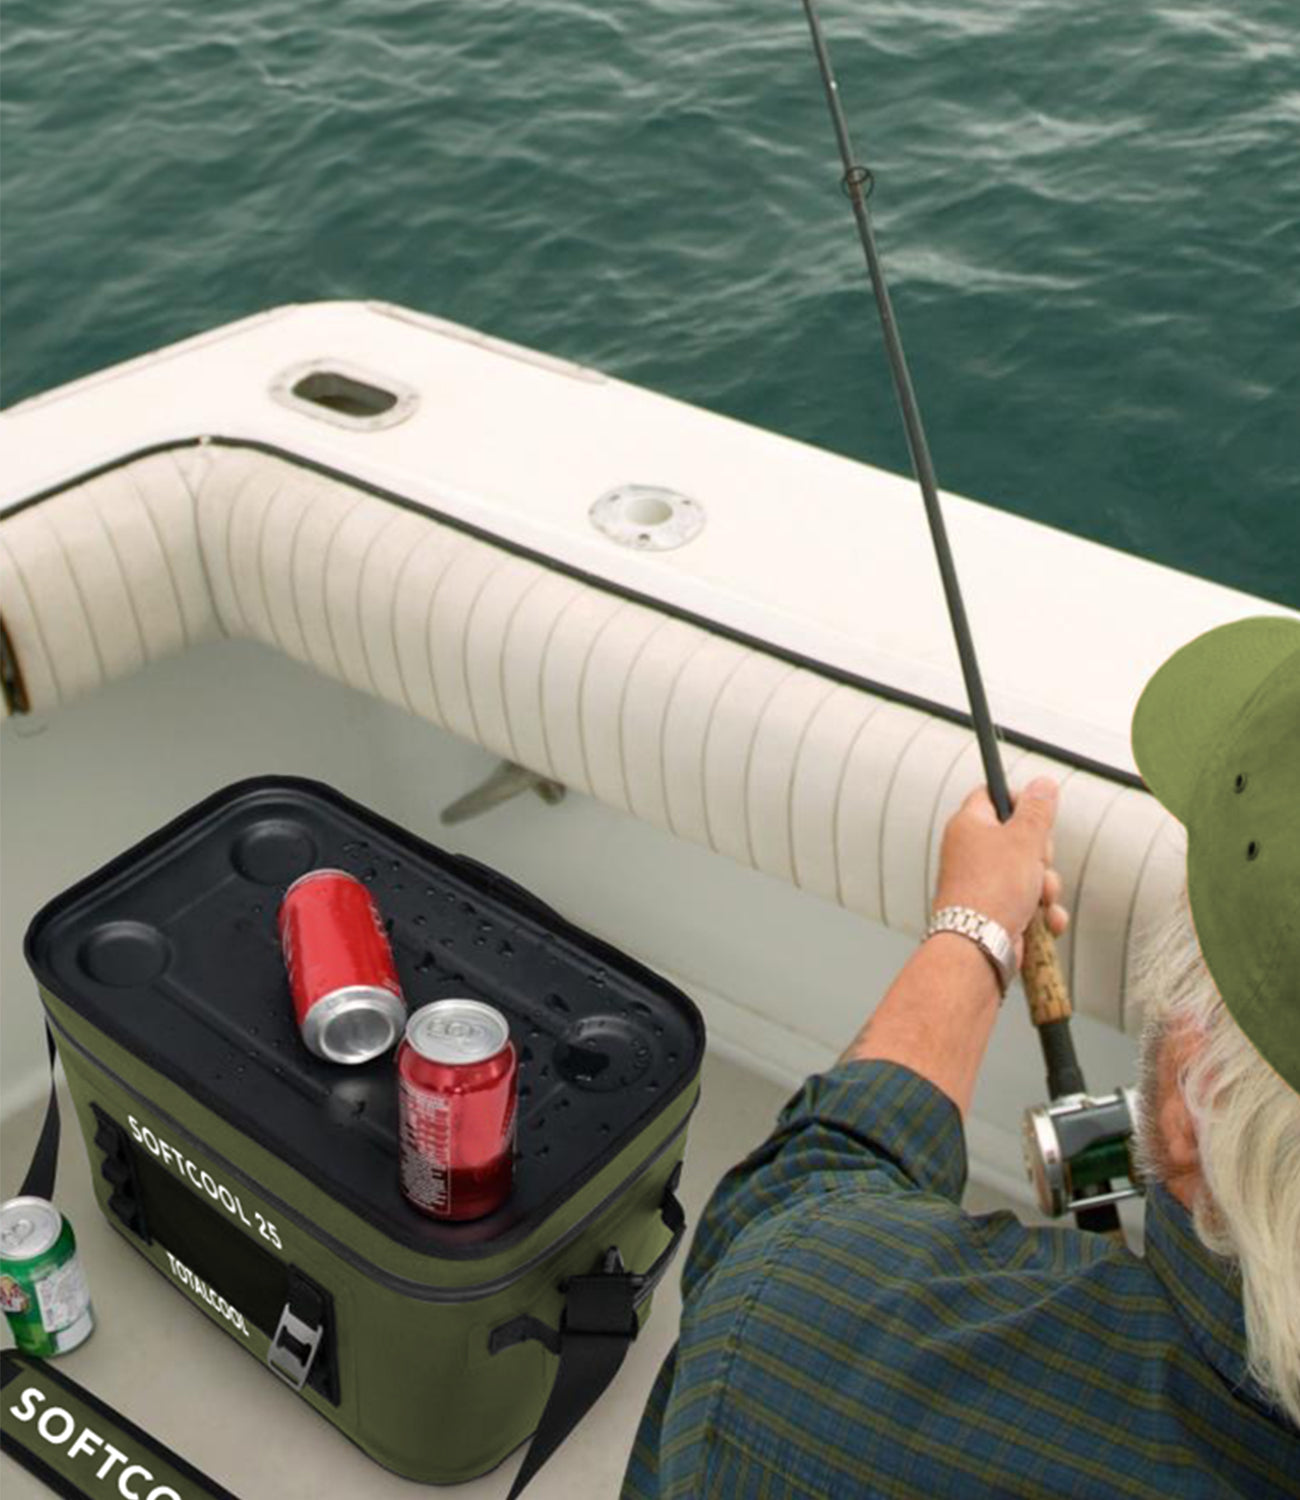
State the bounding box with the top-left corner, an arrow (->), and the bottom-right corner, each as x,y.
798,0 -> 1120,1235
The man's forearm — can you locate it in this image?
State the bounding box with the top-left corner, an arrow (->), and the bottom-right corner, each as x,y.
837,931 -> 1003,1117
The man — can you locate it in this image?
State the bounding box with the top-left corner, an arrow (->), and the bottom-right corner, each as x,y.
622,615 -> 1300,1498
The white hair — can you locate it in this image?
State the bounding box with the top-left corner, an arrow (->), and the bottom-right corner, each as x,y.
1132,886 -> 1300,1429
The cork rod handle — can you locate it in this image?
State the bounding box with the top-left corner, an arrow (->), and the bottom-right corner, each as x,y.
1021,911 -> 1072,1025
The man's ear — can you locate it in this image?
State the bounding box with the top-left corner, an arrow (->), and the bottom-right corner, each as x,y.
1158,1023 -> 1203,1197
1159,1082 -> 1200,1175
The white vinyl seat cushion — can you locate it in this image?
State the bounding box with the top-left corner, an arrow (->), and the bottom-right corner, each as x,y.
0,445 -> 1185,1034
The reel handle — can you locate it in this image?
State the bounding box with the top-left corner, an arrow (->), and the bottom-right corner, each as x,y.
1021,910 -> 1072,1025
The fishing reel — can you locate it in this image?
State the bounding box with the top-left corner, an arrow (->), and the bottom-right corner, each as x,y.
1022,1087 -> 1144,1219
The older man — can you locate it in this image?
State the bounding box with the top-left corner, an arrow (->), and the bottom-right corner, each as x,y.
622,615 -> 1300,1498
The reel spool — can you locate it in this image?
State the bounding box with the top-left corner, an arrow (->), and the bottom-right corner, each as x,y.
1022,1088 -> 1144,1218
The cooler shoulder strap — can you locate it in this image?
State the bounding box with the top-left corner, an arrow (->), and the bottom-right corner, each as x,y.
19,1026 -> 60,1203
495,1171 -> 688,1500
1,1348 -> 243,1500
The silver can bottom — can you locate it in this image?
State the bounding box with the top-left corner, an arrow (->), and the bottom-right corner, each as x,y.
302,985 -> 406,1065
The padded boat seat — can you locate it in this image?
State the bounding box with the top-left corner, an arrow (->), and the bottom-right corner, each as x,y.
0,445 -> 1184,1035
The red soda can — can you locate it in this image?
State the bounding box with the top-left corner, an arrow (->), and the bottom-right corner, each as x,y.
397,1000 -> 517,1221
279,869 -> 406,1065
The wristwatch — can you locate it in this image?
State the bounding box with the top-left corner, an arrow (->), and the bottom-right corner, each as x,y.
925,906 -> 1017,996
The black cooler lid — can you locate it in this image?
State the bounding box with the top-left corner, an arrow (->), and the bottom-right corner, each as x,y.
25,777 -> 705,1258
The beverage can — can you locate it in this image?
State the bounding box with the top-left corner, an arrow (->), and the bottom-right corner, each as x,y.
1,1197 -> 94,1357
397,999 -> 517,1221
279,868 -> 406,1064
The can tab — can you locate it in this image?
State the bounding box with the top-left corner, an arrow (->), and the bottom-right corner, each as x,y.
268,1272 -> 325,1391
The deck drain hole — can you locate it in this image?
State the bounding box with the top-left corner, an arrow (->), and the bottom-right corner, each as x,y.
270,360 -> 418,432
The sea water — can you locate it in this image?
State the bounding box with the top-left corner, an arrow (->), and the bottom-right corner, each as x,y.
2,0 -> 1296,604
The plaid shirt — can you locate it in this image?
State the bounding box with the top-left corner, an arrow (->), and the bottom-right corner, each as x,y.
622,1061 -> 1300,1498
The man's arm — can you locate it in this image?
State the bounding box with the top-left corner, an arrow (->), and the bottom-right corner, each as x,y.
681,777 -> 1067,1302
838,775 -> 1066,1115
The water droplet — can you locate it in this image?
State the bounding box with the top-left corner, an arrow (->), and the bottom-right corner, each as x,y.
390,860 -> 401,873
498,940 -> 514,960
588,969 -> 607,987
362,866 -> 378,881
477,920 -> 493,934
546,993 -> 571,1014
630,999 -> 652,1017
414,914 -> 427,927
559,1096 -> 571,1109
519,1083 -> 532,1098
599,1122 -> 611,1135
535,1144 -> 550,1159
251,903 -> 263,915
392,881 -> 405,893
520,1045 -> 533,1063
653,1025 -> 664,1037
439,936 -> 455,948
416,952 -> 435,974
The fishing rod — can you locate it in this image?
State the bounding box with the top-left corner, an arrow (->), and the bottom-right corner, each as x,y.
799,0 -> 1134,1235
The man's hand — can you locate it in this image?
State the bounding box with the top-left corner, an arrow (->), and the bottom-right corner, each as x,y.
932,776 -> 1069,969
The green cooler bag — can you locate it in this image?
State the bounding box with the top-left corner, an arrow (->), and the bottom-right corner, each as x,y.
22,776 -> 705,1493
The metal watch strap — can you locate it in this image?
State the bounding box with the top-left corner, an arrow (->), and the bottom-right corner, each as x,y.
926,905 -> 1016,996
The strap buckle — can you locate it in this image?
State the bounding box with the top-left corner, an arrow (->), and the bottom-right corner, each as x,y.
560,1248 -> 638,1342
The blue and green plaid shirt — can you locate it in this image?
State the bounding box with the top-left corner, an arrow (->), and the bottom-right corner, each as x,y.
623,1061 -> 1299,1498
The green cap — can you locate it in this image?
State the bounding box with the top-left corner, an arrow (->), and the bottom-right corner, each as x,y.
1131,614 -> 1300,1094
